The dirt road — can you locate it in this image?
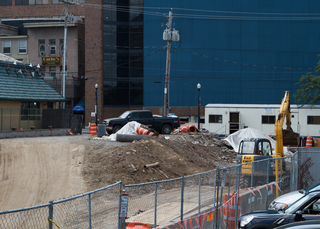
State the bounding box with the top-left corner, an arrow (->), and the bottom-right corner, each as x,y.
0,133 -> 236,211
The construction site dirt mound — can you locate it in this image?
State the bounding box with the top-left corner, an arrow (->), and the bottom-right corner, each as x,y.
84,132 -> 237,190
0,132 -> 237,211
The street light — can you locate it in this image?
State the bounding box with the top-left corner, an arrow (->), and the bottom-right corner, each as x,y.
95,84 -> 98,124
197,83 -> 201,130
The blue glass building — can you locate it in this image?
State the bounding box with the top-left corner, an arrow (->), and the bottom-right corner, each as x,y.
142,1 -> 320,108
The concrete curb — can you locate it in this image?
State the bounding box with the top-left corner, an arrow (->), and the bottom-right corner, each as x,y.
0,129 -> 70,139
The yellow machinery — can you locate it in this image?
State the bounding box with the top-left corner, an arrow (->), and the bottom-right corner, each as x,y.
237,91 -> 299,189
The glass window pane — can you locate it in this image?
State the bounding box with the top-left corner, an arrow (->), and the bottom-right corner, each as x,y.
52,0 -> 63,4
19,40 -> 27,54
16,0 -> 28,5
0,0 -> 12,6
3,40 -> 11,54
307,116 -> 320,124
209,115 -> 222,123
103,80 -> 129,105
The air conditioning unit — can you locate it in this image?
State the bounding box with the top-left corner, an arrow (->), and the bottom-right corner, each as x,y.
40,51 -> 45,56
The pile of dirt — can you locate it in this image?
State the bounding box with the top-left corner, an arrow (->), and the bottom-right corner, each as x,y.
82,132 -> 237,190
0,132 -> 238,210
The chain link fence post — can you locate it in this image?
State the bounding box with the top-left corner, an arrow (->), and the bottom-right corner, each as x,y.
198,174 -> 201,216
215,169 -> 220,229
88,194 -> 92,229
118,182 -> 123,229
213,169 -> 218,229
235,164 -> 240,229
265,158 -> 271,209
48,200 -> 53,229
180,176 -> 185,222
154,182 -> 157,229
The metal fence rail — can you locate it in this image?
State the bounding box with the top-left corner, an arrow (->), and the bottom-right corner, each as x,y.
1,148 -> 318,229
0,181 -> 122,229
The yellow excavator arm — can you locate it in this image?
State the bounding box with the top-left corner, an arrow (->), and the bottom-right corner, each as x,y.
274,91 -> 291,158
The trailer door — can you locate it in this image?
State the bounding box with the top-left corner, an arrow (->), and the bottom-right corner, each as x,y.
230,112 -> 239,134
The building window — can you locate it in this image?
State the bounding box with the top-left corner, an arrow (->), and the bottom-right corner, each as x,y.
262,115 -> 275,124
2,40 -> 11,54
39,39 -> 45,56
52,0 -> 84,3
60,39 -> 64,55
52,0 -> 63,4
16,0 -> 48,5
0,0 -> 12,6
49,39 -> 56,56
18,40 -> 27,54
209,115 -> 222,123
49,66 -> 56,78
21,102 -> 40,120
307,116 -> 320,124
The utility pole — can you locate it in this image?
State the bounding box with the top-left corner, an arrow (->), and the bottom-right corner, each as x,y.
163,11 -> 179,117
60,0 -> 76,109
163,11 -> 172,117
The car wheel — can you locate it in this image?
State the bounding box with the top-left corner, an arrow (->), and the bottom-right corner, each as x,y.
247,223 -> 273,229
161,124 -> 172,134
113,125 -> 122,133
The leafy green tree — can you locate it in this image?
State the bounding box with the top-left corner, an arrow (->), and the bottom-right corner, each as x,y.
294,57 -> 320,105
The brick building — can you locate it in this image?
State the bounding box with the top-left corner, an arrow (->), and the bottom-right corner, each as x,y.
0,0 -> 92,123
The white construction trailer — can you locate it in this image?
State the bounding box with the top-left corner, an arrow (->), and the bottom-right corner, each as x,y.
204,104 -> 320,138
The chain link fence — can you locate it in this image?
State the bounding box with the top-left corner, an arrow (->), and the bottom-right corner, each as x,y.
1,148 -> 319,229
0,182 -> 122,229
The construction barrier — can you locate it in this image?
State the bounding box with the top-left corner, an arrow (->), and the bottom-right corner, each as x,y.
306,136 -> 313,147
180,125 -> 197,133
89,123 -> 97,135
189,125 -> 196,132
126,222 -> 151,229
223,192 -> 241,229
136,127 -> 156,136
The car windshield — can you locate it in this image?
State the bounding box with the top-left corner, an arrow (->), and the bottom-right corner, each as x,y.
285,194 -> 310,214
284,193 -> 320,214
119,111 -> 131,118
309,183 -> 320,192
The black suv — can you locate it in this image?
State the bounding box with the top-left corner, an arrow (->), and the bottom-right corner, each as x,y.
238,191 -> 320,229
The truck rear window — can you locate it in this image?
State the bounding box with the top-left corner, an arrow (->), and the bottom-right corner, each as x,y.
140,112 -> 152,119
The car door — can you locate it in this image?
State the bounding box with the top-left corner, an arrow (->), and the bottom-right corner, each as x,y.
286,199 -> 320,225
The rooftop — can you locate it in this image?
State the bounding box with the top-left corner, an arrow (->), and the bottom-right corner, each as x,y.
0,57 -> 66,102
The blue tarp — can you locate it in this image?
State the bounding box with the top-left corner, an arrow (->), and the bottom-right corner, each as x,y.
72,97 -> 85,111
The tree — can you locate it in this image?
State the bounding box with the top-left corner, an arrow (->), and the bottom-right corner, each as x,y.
293,56 -> 320,105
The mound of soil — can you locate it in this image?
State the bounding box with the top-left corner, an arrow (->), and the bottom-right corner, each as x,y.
82,132 -> 237,190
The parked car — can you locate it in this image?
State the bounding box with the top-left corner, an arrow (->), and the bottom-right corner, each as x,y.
238,191 -> 320,229
276,220 -> 320,229
269,183 -> 320,211
102,110 -> 180,134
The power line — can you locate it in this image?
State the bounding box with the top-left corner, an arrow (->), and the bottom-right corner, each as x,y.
176,48 -> 315,70
82,3 -> 320,21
